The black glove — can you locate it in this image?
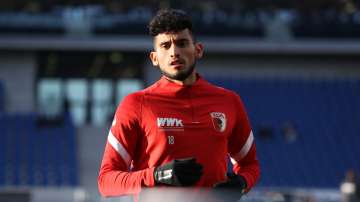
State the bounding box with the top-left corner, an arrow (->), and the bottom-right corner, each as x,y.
212,173 -> 247,202
154,157 -> 203,186
214,173 -> 247,190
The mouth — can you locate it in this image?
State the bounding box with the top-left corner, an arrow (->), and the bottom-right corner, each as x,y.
170,60 -> 184,69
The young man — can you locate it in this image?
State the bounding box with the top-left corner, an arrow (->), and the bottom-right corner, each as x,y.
98,9 -> 260,200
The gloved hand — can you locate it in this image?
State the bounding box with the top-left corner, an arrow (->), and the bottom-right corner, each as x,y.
154,157 -> 203,186
212,173 -> 247,202
214,173 -> 247,190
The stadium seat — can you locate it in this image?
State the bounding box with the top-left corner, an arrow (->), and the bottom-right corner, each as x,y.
0,115 -> 5,185
0,113 -> 78,187
209,77 -> 360,188
0,81 -> 3,113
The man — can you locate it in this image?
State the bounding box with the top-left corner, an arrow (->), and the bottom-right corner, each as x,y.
98,9 -> 260,201
341,169 -> 360,202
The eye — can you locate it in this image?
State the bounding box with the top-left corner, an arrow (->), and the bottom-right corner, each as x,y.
160,42 -> 171,49
177,40 -> 189,48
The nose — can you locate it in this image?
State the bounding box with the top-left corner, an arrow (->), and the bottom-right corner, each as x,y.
170,43 -> 180,58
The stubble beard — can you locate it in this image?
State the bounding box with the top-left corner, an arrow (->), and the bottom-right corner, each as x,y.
160,61 -> 196,81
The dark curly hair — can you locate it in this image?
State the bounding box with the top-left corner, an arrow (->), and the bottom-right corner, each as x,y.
148,9 -> 193,37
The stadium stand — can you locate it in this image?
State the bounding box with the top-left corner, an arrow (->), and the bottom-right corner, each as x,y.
1,1 -> 360,201
1,0 -> 360,38
0,113 -> 78,187
210,78 -> 360,188
0,80 -> 3,113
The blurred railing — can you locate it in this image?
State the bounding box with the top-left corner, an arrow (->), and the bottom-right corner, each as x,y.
0,6 -> 359,39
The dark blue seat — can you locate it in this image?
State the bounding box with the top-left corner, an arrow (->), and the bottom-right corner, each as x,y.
209,77 -> 360,188
0,81 -> 3,113
0,113 -> 78,187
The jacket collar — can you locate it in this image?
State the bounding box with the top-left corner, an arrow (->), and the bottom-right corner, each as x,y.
154,73 -> 207,95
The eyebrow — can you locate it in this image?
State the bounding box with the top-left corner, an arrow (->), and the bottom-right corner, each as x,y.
159,38 -> 190,46
159,41 -> 171,47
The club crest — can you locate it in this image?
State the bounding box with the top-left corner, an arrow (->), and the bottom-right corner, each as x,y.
210,112 -> 227,132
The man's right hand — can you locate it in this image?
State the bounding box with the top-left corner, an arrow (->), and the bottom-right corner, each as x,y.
154,157 -> 203,186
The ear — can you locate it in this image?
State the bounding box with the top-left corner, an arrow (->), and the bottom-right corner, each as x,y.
149,51 -> 159,66
195,42 -> 204,59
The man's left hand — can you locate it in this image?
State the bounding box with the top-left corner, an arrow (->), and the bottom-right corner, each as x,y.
212,173 -> 247,201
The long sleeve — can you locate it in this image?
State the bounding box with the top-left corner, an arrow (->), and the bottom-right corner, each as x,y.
227,92 -> 260,192
98,93 -> 156,197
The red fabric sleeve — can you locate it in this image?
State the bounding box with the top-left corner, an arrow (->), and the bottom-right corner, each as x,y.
227,92 -> 260,192
98,93 -> 155,197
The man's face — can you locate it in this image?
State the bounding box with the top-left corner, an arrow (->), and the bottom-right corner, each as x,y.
150,29 -> 203,81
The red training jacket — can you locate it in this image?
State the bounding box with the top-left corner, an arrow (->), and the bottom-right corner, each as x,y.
98,74 -> 260,197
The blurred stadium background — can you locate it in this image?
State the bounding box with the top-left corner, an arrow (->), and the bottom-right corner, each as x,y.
0,0 -> 360,202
